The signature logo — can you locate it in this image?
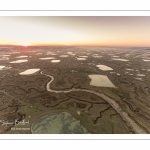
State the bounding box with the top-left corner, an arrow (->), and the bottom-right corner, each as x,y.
0,119 -> 29,126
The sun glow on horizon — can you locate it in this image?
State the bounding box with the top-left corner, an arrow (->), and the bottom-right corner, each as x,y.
21,43 -> 30,47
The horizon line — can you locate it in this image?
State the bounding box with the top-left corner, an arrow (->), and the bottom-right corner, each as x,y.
0,44 -> 150,48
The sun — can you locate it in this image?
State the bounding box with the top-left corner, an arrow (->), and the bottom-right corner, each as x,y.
22,44 -> 29,47
20,43 -> 30,47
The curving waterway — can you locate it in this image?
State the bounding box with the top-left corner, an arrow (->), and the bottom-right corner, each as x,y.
40,71 -> 146,134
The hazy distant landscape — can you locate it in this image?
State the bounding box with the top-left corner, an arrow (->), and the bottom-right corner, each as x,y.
0,46 -> 150,134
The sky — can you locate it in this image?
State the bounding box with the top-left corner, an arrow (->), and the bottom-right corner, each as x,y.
0,16 -> 150,47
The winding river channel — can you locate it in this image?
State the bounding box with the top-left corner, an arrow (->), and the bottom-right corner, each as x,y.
40,71 -> 146,134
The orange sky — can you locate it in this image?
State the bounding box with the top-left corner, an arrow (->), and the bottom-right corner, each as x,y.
0,16 -> 150,47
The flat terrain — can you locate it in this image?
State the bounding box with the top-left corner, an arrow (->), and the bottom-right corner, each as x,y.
0,46 -> 150,134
